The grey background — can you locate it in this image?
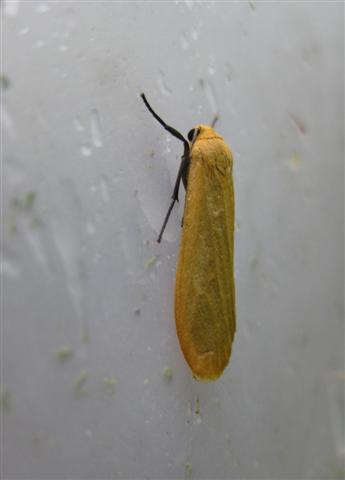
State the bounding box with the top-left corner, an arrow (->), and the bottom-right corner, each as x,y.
2,1 -> 344,479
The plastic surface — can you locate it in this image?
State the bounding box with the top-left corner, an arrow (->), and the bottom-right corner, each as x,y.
2,2 -> 344,479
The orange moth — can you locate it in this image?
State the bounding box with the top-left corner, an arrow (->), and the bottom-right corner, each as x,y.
141,94 -> 236,381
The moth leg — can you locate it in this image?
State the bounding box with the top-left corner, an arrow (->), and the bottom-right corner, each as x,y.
180,191 -> 189,228
179,148 -> 191,230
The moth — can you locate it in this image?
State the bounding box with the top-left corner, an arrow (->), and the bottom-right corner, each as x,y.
141,94 -> 236,380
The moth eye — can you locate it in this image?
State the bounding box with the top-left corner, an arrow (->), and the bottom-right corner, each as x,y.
188,128 -> 199,142
187,129 -> 195,142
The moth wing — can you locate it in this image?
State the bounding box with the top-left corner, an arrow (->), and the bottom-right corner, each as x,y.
175,139 -> 236,380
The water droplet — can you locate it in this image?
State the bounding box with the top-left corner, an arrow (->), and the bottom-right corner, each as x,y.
80,145 -> 92,157
35,40 -> 45,48
50,184 -> 86,320
193,416 -> 202,425
225,63 -> 234,84
5,0 -> 19,16
18,27 -> 29,36
1,260 -> 21,279
166,135 -> 172,153
191,29 -> 198,41
99,176 -> 110,202
64,10 -> 76,29
73,116 -> 85,132
93,252 -> 102,264
157,71 -> 172,97
26,229 -> 53,279
180,33 -> 189,49
208,55 -> 216,76
90,109 -> 103,148
58,44 -> 69,52
86,221 -> 95,235
35,3 -> 49,13
1,105 -> 16,140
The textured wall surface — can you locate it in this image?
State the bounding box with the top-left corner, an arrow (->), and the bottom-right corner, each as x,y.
2,2 -> 344,479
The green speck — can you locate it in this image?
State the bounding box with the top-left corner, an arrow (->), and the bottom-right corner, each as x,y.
145,255 -> 158,269
288,152 -> 302,172
162,367 -> 173,381
74,370 -> 88,398
0,74 -> 10,90
103,377 -> 117,395
24,191 -> 36,208
11,191 -> 36,210
55,345 -> 73,363
0,390 -> 11,410
185,462 -> 193,478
